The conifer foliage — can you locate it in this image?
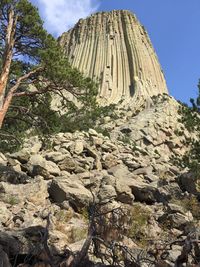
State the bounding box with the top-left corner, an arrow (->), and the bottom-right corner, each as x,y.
178,80 -> 200,174
0,0 -> 97,129
0,0 -> 99,151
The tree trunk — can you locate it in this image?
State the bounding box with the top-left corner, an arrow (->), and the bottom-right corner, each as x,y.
0,91 -> 13,128
0,8 -> 16,108
0,68 -> 42,128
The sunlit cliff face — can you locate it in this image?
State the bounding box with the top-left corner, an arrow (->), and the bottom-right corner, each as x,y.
59,10 -> 168,107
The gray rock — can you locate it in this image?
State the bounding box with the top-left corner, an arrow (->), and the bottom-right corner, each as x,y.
58,157 -> 77,172
177,172 -> 198,195
88,128 -> 98,136
131,181 -> 158,204
27,155 -> 60,177
0,153 -> 7,166
85,145 -> 102,170
157,182 -> 183,202
71,140 -> 84,154
123,159 -> 141,170
167,245 -> 182,263
0,176 -> 48,206
45,160 -> 60,176
9,149 -> 30,163
108,164 -> 130,179
98,184 -> 117,202
91,136 -> 104,146
0,165 -> 30,184
0,203 -> 12,225
132,166 -> 153,175
101,141 -> 118,152
158,212 -> 193,230
102,154 -> 118,169
28,154 -> 45,168
167,203 -> 185,215
168,213 -> 192,229
144,173 -> 159,182
45,152 -> 67,163
115,180 -> 134,204
49,176 -> 92,209
23,136 -> 42,154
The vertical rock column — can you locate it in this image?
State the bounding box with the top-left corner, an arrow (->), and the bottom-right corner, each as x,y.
59,10 -> 168,106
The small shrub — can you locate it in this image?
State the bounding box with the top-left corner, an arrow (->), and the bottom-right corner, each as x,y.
69,227 -> 88,243
4,195 -> 20,206
94,127 -> 110,138
79,207 -> 89,221
127,204 -> 151,246
118,135 -> 131,145
172,196 -> 200,220
55,209 -> 73,222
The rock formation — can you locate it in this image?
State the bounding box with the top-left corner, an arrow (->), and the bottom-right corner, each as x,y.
59,10 -> 168,106
1,9 -> 199,267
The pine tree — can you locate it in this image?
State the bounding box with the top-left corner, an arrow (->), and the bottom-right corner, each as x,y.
178,80 -> 200,174
0,0 -> 97,128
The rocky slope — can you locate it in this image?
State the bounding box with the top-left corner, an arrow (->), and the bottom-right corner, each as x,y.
0,95 -> 198,266
59,10 -> 168,107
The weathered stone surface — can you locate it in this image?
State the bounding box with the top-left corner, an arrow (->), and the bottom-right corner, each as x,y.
0,246 -> 11,267
72,140 -> 84,154
49,176 -> 92,208
159,212 -> 193,230
9,149 -> 30,163
115,179 -> 134,204
132,166 -> 153,175
22,136 -> 43,154
177,172 -> 198,195
27,154 -> 61,177
0,202 -> 12,225
59,10 -> 168,106
0,176 -> 48,206
131,180 -> 158,204
98,184 -> 117,202
0,121 -> 197,266
0,165 -> 30,184
58,157 -> 77,172
0,153 -> 7,166
102,154 -> 118,169
45,152 -> 67,163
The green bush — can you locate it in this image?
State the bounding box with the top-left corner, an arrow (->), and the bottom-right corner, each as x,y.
173,80 -> 200,174
127,204 -> 151,246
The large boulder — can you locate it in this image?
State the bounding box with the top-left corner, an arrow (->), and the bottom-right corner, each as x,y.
49,175 -> 92,209
130,180 -> 158,204
27,154 -> 60,178
58,157 -> 77,172
0,165 -> 30,184
0,176 -> 48,206
177,172 -> 199,195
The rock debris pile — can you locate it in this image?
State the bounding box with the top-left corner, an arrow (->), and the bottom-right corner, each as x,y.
0,96 -> 198,266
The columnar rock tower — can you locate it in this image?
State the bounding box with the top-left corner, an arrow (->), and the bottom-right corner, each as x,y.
59,10 -> 168,106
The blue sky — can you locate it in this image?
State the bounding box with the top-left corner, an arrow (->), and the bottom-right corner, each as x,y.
31,0 -> 200,103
